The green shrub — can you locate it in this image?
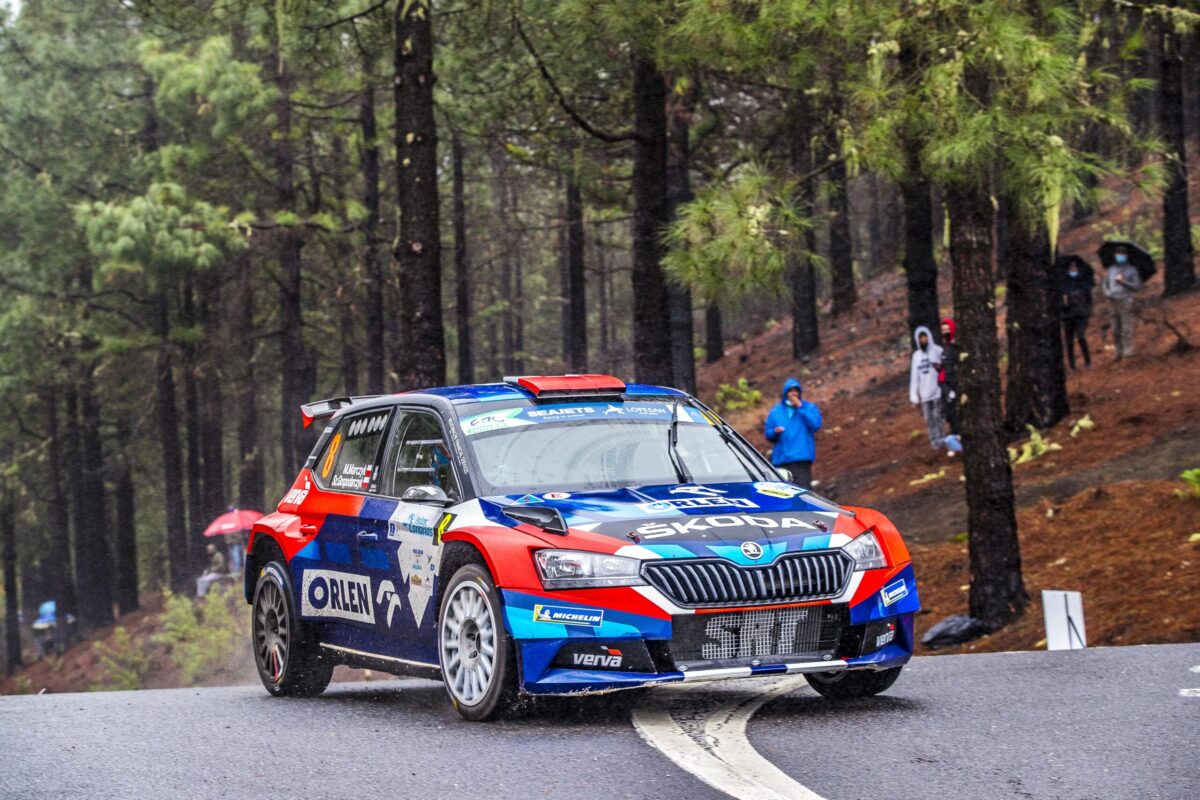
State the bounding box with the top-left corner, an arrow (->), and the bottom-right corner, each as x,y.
89,627 -> 149,691
153,585 -> 244,685
1176,468 -> 1200,500
714,378 -> 762,414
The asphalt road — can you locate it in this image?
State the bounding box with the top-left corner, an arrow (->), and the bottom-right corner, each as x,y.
1,643 -> 1197,800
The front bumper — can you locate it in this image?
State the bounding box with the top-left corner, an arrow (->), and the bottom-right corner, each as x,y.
503,563 -> 919,695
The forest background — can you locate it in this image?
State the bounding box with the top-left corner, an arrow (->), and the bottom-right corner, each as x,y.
1,0 -> 1198,674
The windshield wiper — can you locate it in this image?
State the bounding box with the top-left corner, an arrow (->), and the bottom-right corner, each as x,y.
667,403 -> 694,484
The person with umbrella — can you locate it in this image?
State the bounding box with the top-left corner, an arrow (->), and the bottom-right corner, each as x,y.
1099,242 -> 1148,360
202,507 -> 264,576
1058,255 -> 1094,370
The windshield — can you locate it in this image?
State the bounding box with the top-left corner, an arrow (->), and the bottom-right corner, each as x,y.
456,400 -> 767,496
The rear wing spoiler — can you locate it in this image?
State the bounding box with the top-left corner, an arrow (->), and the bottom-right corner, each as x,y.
300,396 -> 383,428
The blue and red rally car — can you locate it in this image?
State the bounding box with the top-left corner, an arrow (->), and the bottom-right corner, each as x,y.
246,375 -> 919,720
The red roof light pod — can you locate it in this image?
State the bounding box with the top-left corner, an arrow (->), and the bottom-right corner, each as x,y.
509,374 -> 627,396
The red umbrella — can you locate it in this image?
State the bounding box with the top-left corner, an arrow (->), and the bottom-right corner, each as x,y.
203,508 -> 264,537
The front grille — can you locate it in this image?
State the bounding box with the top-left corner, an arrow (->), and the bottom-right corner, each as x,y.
670,604 -> 847,665
643,551 -> 853,608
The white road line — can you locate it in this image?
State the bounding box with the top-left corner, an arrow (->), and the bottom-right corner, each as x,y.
632,675 -> 827,800
1189,665 -> 1200,673
1180,688 -> 1200,698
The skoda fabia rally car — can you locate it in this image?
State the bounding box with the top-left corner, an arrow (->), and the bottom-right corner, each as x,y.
246,375 -> 919,720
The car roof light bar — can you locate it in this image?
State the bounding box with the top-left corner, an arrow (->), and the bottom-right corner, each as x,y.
504,374 -> 627,399
299,395 -> 383,428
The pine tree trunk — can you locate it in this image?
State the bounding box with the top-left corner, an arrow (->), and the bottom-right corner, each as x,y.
789,90 -> 820,357
898,43 -> 940,335
198,268 -> 225,530
153,289 -> 189,592
828,152 -> 857,315
75,363 -> 113,629
452,133 -> 473,383
566,173 -> 588,372
113,425 -> 139,616
1003,204 -> 1069,433
667,99 -> 696,393
705,304 -> 724,363
1161,24 -> 1196,297
597,239 -> 610,362
945,181 -> 1028,629
361,48 -> 386,394
2,495 -> 19,674
275,45 -> 314,481
235,255 -> 264,512
631,57 -> 674,385
394,0 -> 445,388
40,391 -> 76,621
181,276 -> 203,572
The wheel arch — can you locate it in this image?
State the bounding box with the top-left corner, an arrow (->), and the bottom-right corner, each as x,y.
245,532 -> 286,604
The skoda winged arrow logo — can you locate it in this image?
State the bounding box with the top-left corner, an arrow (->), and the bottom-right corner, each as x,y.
740,541 -> 764,560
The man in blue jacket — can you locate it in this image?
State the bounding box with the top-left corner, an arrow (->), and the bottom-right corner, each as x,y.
763,378 -> 823,490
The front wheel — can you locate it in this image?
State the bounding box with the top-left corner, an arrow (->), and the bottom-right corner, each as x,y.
804,666 -> 902,700
437,563 -> 519,721
251,562 -> 333,697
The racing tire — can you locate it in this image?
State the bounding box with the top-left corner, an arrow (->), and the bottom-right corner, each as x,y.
251,561 -> 334,697
804,666 -> 903,700
437,563 -> 519,721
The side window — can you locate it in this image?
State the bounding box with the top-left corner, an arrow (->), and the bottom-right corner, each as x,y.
314,409 -> 391,493
383,411 -> 461,500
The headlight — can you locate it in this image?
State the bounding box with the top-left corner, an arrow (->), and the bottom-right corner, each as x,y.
842,530 -> 887,570
533,549 -> 646,589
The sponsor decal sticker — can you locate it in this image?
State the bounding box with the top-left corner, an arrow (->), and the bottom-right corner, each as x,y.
282,478 -> 311,506
636,514 -> 817,540
543,491 -> 571,500
754,481 -> 804,499
876,629 -> 896,648
881,579 -> 908,606
459,407 -> 531,435
668,485 -> 727,497
301,569 -> 373,623
346,413 -> 388,439
533,604 -> 604,627
434,512 -> 455,545
375,580 -> 403,627
572,648 -> 623,668
514,494 -> 542,505
639,496 -> 760,514
527,406 -> 594,418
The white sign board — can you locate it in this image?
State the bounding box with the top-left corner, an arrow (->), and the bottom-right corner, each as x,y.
1043,589 -> 1087,650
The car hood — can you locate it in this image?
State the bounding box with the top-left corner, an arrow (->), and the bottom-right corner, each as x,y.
477,481 -> 857,561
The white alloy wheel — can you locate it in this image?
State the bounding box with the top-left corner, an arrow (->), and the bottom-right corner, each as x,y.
440,580 -> 498,706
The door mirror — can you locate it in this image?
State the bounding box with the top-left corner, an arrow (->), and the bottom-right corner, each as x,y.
400,485 -> 453,507
502,505 -> 568,536
776,467 -> 792,483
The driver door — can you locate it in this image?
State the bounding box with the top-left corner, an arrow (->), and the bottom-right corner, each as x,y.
365,409 -> 463,664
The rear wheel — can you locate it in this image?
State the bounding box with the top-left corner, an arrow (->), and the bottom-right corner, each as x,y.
252,562 -> 333,697
438,563 -> 519,721
804,666 -> 902,700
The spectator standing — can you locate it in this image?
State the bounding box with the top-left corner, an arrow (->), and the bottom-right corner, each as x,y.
1060,257 -> 1094,369
196,543 -> 227,598
909,325 -> 944,450
763,378 -> 823,490
939,317 -> 959,436
1101,246 -> 1143,360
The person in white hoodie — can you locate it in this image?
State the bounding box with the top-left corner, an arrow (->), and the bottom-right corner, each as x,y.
909,325 -> 944,450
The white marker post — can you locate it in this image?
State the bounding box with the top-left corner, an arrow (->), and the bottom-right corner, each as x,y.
1042,589 -> 1087,650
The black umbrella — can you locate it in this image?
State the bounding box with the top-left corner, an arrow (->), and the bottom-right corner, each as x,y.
1055,254 -> 1094,288
1098,240 -> 1155,282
